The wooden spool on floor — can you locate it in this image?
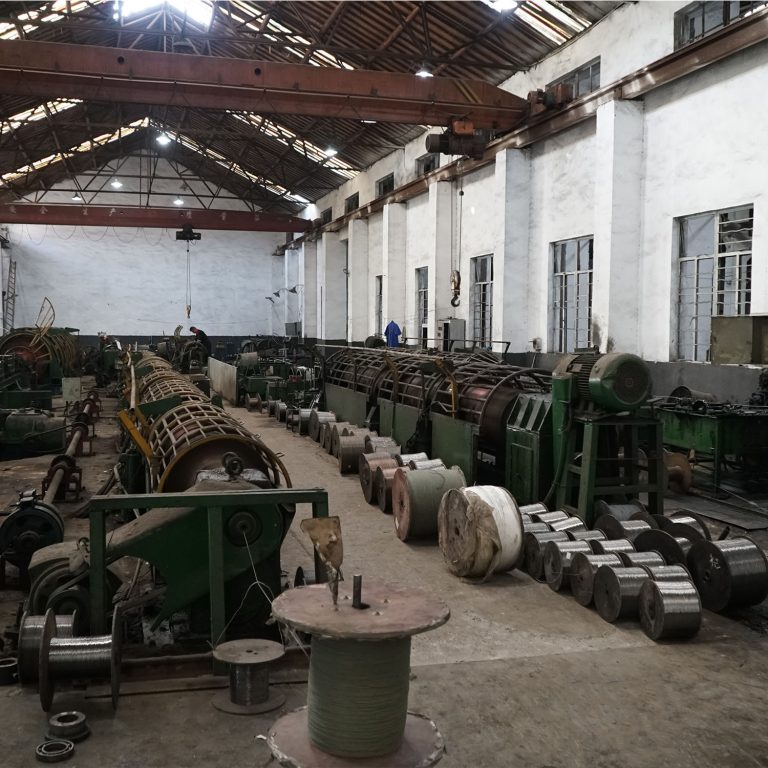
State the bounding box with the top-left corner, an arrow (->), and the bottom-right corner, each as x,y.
360,455 -> 399,504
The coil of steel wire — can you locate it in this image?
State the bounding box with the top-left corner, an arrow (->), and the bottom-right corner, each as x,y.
396,453 -> 428,467
543,540 -> 592,592
595,516 -> 652,542
568,529 -> 606,542
569,553 -> 623,606
329,423 -> 353,457
641,564 -> 692,583
338,436 -> 367,475
18,610 -> 77,684
633,530 -> 691,566
592,500 -> 646,522
687,538 -> 768,611
522,531 -> 569,580
365,436 -> 400,454
593,566 -> 649,622
530,510 -> 569,525
639,579 -> 701,640
590,538 -> 635,555
548,516 -> 587,534
523,521 -> 550,534
308,411 -> 337,442
657,511 -> 711,541
618,551 -> 665,569
407,458 -> 446,471
360,455 -> 399,504
519,503 -> 548,516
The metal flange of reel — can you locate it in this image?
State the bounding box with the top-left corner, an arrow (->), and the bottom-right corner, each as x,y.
0,493 -> 64,568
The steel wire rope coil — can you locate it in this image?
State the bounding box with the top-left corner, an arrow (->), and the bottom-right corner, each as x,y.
595,516 -> 652,542
18,610 -> 77,684
633,530 -> 691,565
593,565 -> 649,622
687,538 -> 768,611
548,516 -> 587,534
396,452 -> 428,467
543,540 -> 592,592
569,553 -> 624,606
147,402 -> 289,491
322,420 -> 336,453
338,436 -> 367,475
308,411 -> 336,442
438,486 -> 524,579
329,422 -> 353,457
638,579 -> 702,640
365,436 -> 399,453
360,455 -> 398,504
568,529 -> 607,542
393,466 -> 466,542
589,538 -> 635,555
618,551 -> 665,568
593,499 -> 646,522
530,510 -> 569,525
375,466 -> 406,513
407,458 -> 446,471
277,402 -> 289,423
522,531 -> 569,579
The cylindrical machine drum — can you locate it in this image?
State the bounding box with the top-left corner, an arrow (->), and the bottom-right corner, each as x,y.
543,540 -> 592,592
593,566 -> 649,622
569,553 -> 623,606
522,531 -> 569,580
438,486 -> 524,580
360,455 -> 398,504
687,538 -> 768,611
393,466 -> 466,542
639,579 -> 702,641
590,538 -> 635,555
633,530 -> 691,566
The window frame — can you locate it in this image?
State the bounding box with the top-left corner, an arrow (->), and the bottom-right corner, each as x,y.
320,207 -> 332,224
547,57 -> 601,99
416,153 -> 440,176
376,173 -> 395,198
550,236 -> 594,354
344,192 -> 359,214
674,2 -> 766,49
470,254 -> 493,347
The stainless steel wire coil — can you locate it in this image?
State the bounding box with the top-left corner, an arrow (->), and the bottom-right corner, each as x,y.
569,553 -> 623,606
548,516 -> 587,534
523,521 -> 550,534
641,564 -> 692,582
593,566 -> 648,622
595,516 -> 651,542
543,540 -> 592,592
396,452 -> 428,467
530,510 -> 569,525
639,579 -> 702,640
360,455 -> 399,504
590,538 -> 635,555
523,531 -> 569,580
407,458 -> 446,471
658,511 -> 711,541
618,551 -> 665,568
338,436 -> 367,475
593,500 -> 646,522
634,530 -> 690,566
519,503 -> 548,516
568,529 -> 606,542
687,538 -> 768,611
18,610 -> 76,684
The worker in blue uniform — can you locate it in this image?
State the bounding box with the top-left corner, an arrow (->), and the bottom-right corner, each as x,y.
384,320 -> 401,348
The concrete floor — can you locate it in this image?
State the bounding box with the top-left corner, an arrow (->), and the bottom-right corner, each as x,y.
2,402 -> 768,767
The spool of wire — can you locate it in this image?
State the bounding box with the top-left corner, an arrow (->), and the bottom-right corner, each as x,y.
568,529 -> 606,543
38,611 -> 121,712
548,516 -> 587,534
593,500 -> 646,521
642,564 -> 692,582
590,538 -> 635,555
595,516 -> 651,541
639,579 -> 701,640
543,540 -> 592,592
519,503 -> 548,516
619,551 -> 665,568
375,466 -> 406,513
687,538 -> 768,611
634,530 -> 691,565
338,436 -> 367,475
569,553 -> 623,606
659,511 -> 711,541
522,531 -> 569,580
18,610 -> 77,684
359,455 -> 398,504
396,452 -> 429,467
407,458 -> 446,471
523,521 -> 550,535
530,510 -> 569,525
328,422 -> 352,456
593,566 -> 648,622
268,581 -> 448,764
308,411 -> 336,442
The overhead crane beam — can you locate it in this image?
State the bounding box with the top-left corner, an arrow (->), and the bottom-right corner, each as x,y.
0,39 -> 528,131
0,203 -> 310,232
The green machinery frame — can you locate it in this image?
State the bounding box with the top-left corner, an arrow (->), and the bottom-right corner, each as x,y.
87,488 -> 329,640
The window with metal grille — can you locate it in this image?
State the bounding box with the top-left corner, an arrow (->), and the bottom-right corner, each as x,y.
376,173 -> 395,197
677,205 -> 753,362
344,193 -> 359,214
416,267 -> 429,348
320,207 -> 332,224
375,275 -> 383,337
416,153 -> 440,176
674,2 -> 765,48
471,255 -> 493,347
548,58 -> 601,98
551,237 -> 593,353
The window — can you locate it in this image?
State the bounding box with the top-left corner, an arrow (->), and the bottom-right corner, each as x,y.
551,237 -> 593,353
320,207 -> 332,224
416,153 -> 440,176
375,275 -> 383,337
675,2 -> 765,48
548,58 -> 600,99
677,205 -> 753,362
344,193 -> 359,214
376,173 -> 395,197
471,255 -> 493,347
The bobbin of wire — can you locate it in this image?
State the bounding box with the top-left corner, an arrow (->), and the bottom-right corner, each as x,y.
268,580 -> 449,767
638,579 -> 702,641
18,610 -> 78,684
212,639 -> 285,715
38,610 -> 121,712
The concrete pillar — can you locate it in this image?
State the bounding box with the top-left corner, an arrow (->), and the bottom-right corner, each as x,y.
317,231 -> 347,341
283,247 -> 300,332
382,202 -> 407,335
347,218 -> 369,342
427,182 -> 453,341
592,100 -> 644,353
494,148 -> 532,353
269,252 -> 283,336
750,199 -> 768,314
301,240 -> 318,340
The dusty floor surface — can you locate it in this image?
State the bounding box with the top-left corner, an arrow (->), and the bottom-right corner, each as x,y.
1,400 -> 767,768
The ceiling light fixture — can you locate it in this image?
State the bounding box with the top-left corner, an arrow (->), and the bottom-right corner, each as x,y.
71,193 -> 82,201
173,196 -> 184,206
324,146 -> 338,158
416,65 -> 434,78
156,133 -> 172,146
110,179 -> 123,189
361,119 -> 377,125
491,0 -> 519,11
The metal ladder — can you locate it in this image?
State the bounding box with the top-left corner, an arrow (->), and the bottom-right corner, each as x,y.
3,258 -> 16,334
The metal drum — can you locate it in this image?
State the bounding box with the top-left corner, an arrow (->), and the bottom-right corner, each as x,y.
0,328 -> 80,381
360,455 -> 398,504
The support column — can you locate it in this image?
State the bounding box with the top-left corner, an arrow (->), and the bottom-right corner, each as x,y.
317,231 -> 347,341
301,240 -> 318,340
494,148 -> 532,353
382,202 -> 407,337
269,251 -> 283,336
428,182 -> 453,342
347,218 -> 369,343
283,247 -> 300,333
592,100 -> 644,353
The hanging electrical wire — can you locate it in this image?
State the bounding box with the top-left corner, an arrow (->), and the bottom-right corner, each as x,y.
185,239 -> 192,319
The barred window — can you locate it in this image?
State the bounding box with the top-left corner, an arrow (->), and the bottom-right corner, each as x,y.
551,237 -> 593,353
471,255 -> 493,347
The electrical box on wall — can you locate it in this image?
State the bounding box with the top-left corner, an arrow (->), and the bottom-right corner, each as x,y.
436,318 -> 466,352
285,321 -> 302,337
711,316 -> 768,364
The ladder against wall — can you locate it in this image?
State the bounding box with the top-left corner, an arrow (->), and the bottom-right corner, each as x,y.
3,258 -> 16,334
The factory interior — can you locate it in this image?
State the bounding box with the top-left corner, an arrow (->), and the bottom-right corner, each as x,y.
1,0 -> 768,766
